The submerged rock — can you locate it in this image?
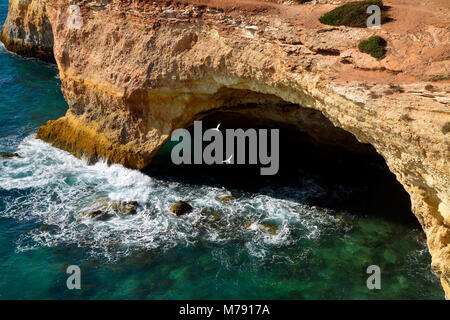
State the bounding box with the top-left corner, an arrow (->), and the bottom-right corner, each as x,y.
212,211 -> 222,222
219,195 -> 233,203
80,198 -> 139,221
259,223 -> 278,235
244,222 -> 278,234
201,208 -> 223,222
322,214 -> 352,229
80,210 -> 112,221
1,153 -> 19,158
334,214 -> 352,229
119,201 -> 139,215
170,201 -> 193,216
89,197 -> 110,209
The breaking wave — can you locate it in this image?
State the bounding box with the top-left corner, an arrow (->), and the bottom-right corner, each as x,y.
0,136 -> 337,261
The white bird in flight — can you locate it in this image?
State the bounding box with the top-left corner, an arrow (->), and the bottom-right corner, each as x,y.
213,123 -> 221,131
223,155 -> 233,164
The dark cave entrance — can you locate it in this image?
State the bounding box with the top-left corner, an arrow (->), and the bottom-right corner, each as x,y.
144,101 -> 416,226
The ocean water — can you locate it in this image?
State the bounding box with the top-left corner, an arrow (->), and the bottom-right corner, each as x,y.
0,1 -> 444,299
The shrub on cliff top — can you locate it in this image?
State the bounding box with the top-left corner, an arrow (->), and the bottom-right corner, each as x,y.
319,0 -> 389,28
358,35 -> 386,59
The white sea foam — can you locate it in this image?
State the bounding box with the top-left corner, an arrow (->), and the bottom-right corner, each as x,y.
0,136 -> 334,261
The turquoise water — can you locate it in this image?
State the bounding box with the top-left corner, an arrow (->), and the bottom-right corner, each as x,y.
0,1 -> 444,299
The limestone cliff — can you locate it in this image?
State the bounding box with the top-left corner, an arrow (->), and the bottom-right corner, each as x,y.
2,0 -> 449,297
1,0 -> 54,62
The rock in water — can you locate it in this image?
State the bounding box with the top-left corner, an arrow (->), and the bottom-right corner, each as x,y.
80,198 -> 139,221
80,210 -> 112,221
119,201 -> 139,215
244,221 -> 278,234
1,153 -> 19,158
259,223 -> 278,235
212,212 -> 222,222
170,201 -> 193,216
200,208 -> 223,222
219,195 -> 233,203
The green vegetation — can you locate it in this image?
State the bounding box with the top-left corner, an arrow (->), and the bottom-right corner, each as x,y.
319,0 -> 389,28
358,35 -> 386,59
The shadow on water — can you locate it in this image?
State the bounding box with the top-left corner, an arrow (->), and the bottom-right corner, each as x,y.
143,112 -> 417,227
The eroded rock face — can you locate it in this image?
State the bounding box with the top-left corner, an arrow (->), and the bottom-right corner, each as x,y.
2,0 -> 449,297
1,0 -> 54,62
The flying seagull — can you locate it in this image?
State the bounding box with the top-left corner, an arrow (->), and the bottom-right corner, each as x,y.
213,123 -> 221,131
223,155 -> 233,164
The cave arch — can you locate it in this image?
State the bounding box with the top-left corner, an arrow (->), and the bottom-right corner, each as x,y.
146,88 -> 416,224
